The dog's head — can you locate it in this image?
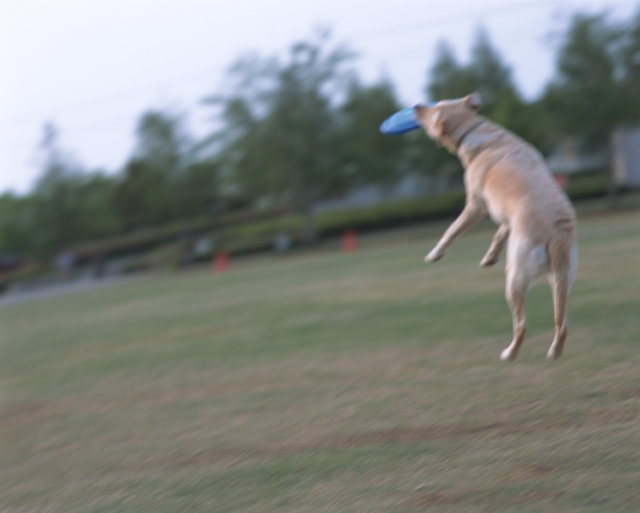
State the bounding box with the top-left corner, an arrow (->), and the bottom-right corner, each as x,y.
415,93 -> 483,152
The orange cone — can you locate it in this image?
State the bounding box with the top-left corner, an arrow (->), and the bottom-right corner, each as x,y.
343,229 -> 357,253
214,251 -> 229,273
553,174 -> 568,189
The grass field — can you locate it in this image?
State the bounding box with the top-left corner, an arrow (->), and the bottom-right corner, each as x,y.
1,209 -> 640,512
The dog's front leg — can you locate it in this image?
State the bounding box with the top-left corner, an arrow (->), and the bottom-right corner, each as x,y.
480,223 -> 510,267
425,202 -> 486,262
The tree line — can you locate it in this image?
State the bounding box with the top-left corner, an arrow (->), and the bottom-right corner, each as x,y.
2,10 -> 640,259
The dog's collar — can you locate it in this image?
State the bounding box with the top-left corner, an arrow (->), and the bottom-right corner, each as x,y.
455,120 -> 486,151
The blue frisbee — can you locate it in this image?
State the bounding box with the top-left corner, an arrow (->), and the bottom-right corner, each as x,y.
379,103 -> 436,135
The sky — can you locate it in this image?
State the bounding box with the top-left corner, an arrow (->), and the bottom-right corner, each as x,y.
1,0 -> 638,194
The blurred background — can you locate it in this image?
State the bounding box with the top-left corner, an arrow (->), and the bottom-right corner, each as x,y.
1,0 -> 639,291
2,2 -> 640,511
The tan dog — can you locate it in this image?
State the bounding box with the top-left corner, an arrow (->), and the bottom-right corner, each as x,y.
415,93 -> 577,361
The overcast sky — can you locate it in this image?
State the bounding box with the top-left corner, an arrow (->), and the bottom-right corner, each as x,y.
1,0 -> 638,194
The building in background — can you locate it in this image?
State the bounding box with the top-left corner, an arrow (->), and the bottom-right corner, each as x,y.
612,128 -> 640,188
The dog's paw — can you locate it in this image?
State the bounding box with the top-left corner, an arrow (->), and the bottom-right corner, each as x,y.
425,249 -> 444,263
479,255 -> 498,267
546,346 -> 563,360
500,347 -> 517,361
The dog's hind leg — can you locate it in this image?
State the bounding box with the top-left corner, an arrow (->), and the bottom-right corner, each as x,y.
546,272 -> 569,360
500,238 -> 545,361
500,268 -> 530,361
547,244 -> 577,360
480,223 -> 509,267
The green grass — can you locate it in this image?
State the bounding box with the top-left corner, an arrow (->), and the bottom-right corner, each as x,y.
1,210 -> 640,512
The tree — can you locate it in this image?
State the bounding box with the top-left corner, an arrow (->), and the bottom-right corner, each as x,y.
427,40 -> 475,102
490,89 -> 554,154
616,7 -> 640,125
0,193 -> 37,256
426,28 -> 554,153
543,13 -> 625,147
338,78 -> 405,186
427,28 -> 515,114
204,54 -> 291,204
467,27 -> 514,109
208,30 -> 356,241
177,159 -> 220,218
26,123 -> 122,256
115,111 -> 200,228
31,123 -> 90,254
134,111 -> 188,172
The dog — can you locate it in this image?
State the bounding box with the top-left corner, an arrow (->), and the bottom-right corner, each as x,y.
415,93 -> 577,361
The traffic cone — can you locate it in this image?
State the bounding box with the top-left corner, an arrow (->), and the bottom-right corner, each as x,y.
343,229 -> 357,253
214,250 -> 229,273
553,174 -> 568,189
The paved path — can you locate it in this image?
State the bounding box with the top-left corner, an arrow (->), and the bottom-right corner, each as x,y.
0,275 -> 134,308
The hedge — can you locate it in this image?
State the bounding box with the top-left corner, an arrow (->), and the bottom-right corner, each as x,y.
65,171 -> 611,262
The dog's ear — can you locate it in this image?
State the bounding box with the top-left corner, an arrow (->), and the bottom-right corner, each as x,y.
463,92 -> 483,111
